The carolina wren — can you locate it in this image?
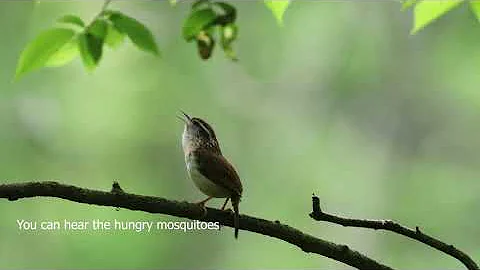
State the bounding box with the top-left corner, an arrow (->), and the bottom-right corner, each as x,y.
179,111 -> 243,238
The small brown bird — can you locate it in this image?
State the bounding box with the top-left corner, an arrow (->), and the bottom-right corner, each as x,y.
179,112 -> 243,238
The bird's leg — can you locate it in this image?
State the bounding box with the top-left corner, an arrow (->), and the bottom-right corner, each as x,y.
196,196 -> 213,217
196,196 -> 213,206
217,197 -> 231,231
221,198 -> 230,211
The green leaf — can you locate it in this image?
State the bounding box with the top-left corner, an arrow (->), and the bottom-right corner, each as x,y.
221,23 -> 238,43
221,45 -> 237,61
470,0 -> 480,22
213,2 -> 237,25
108,11 -> 159,55
264,0 -> 290,26
105,23 -> 125,49
57,14 -> 85,28
220,23 -> 238,51
15,28 -> 75,78
401,0 -> 418,11
192,0 -> 210,11
88,19 -> 108,39
45,38 -> 79,67
78,32 -> 103,71
182,8 -> 217,41
411,0 -> 464,34
169,0 -> 177,6
220,24 -> 238,61
214,2 -> 236,14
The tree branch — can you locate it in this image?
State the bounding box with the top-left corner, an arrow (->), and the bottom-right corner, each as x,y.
0,181 -> 393,270
309,194 -> 479,270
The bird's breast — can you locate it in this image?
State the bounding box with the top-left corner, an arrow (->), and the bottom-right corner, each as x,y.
185,154 -> 230,198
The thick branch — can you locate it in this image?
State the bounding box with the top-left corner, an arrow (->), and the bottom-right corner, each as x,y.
309,195 -> 479,270
0,181 -> 392,270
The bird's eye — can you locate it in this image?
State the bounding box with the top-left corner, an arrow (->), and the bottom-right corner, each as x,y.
192,119 -> 213,139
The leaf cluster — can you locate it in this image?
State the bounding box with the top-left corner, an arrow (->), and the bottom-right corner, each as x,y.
16,9 -> 159,78
15,0 -> 480,79
15,1 -> 292,77
182,0 -> 239,61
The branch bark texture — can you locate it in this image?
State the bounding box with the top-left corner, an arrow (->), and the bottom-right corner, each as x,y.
0,181 -> 392,270
309,195 -> 479,270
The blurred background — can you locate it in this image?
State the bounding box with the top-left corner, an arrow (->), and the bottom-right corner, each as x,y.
0,1 -> 479,269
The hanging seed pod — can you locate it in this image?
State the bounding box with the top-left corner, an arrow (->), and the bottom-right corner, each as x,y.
196,30 -> 215,60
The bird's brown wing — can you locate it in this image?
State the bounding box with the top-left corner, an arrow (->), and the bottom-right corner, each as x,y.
193,149 -> 243,197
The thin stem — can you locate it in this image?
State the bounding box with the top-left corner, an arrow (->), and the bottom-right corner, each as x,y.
88,0 -> 112,27
101,0 -> 112,12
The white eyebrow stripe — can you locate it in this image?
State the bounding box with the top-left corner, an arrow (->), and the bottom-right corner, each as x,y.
194,119 -> 214,139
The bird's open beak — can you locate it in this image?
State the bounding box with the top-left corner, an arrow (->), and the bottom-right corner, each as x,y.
177,110 -> 191,123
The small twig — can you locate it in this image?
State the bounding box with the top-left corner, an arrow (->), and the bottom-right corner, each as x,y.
0,181 -> 393,270
309,194 -> 479,270
101,0 -> 112,12
87,0 -> 112,28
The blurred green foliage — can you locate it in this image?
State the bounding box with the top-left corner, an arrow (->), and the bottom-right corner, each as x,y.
405,0 -> 480,33
1,1 -> 479,269
15,0 -> 480,77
